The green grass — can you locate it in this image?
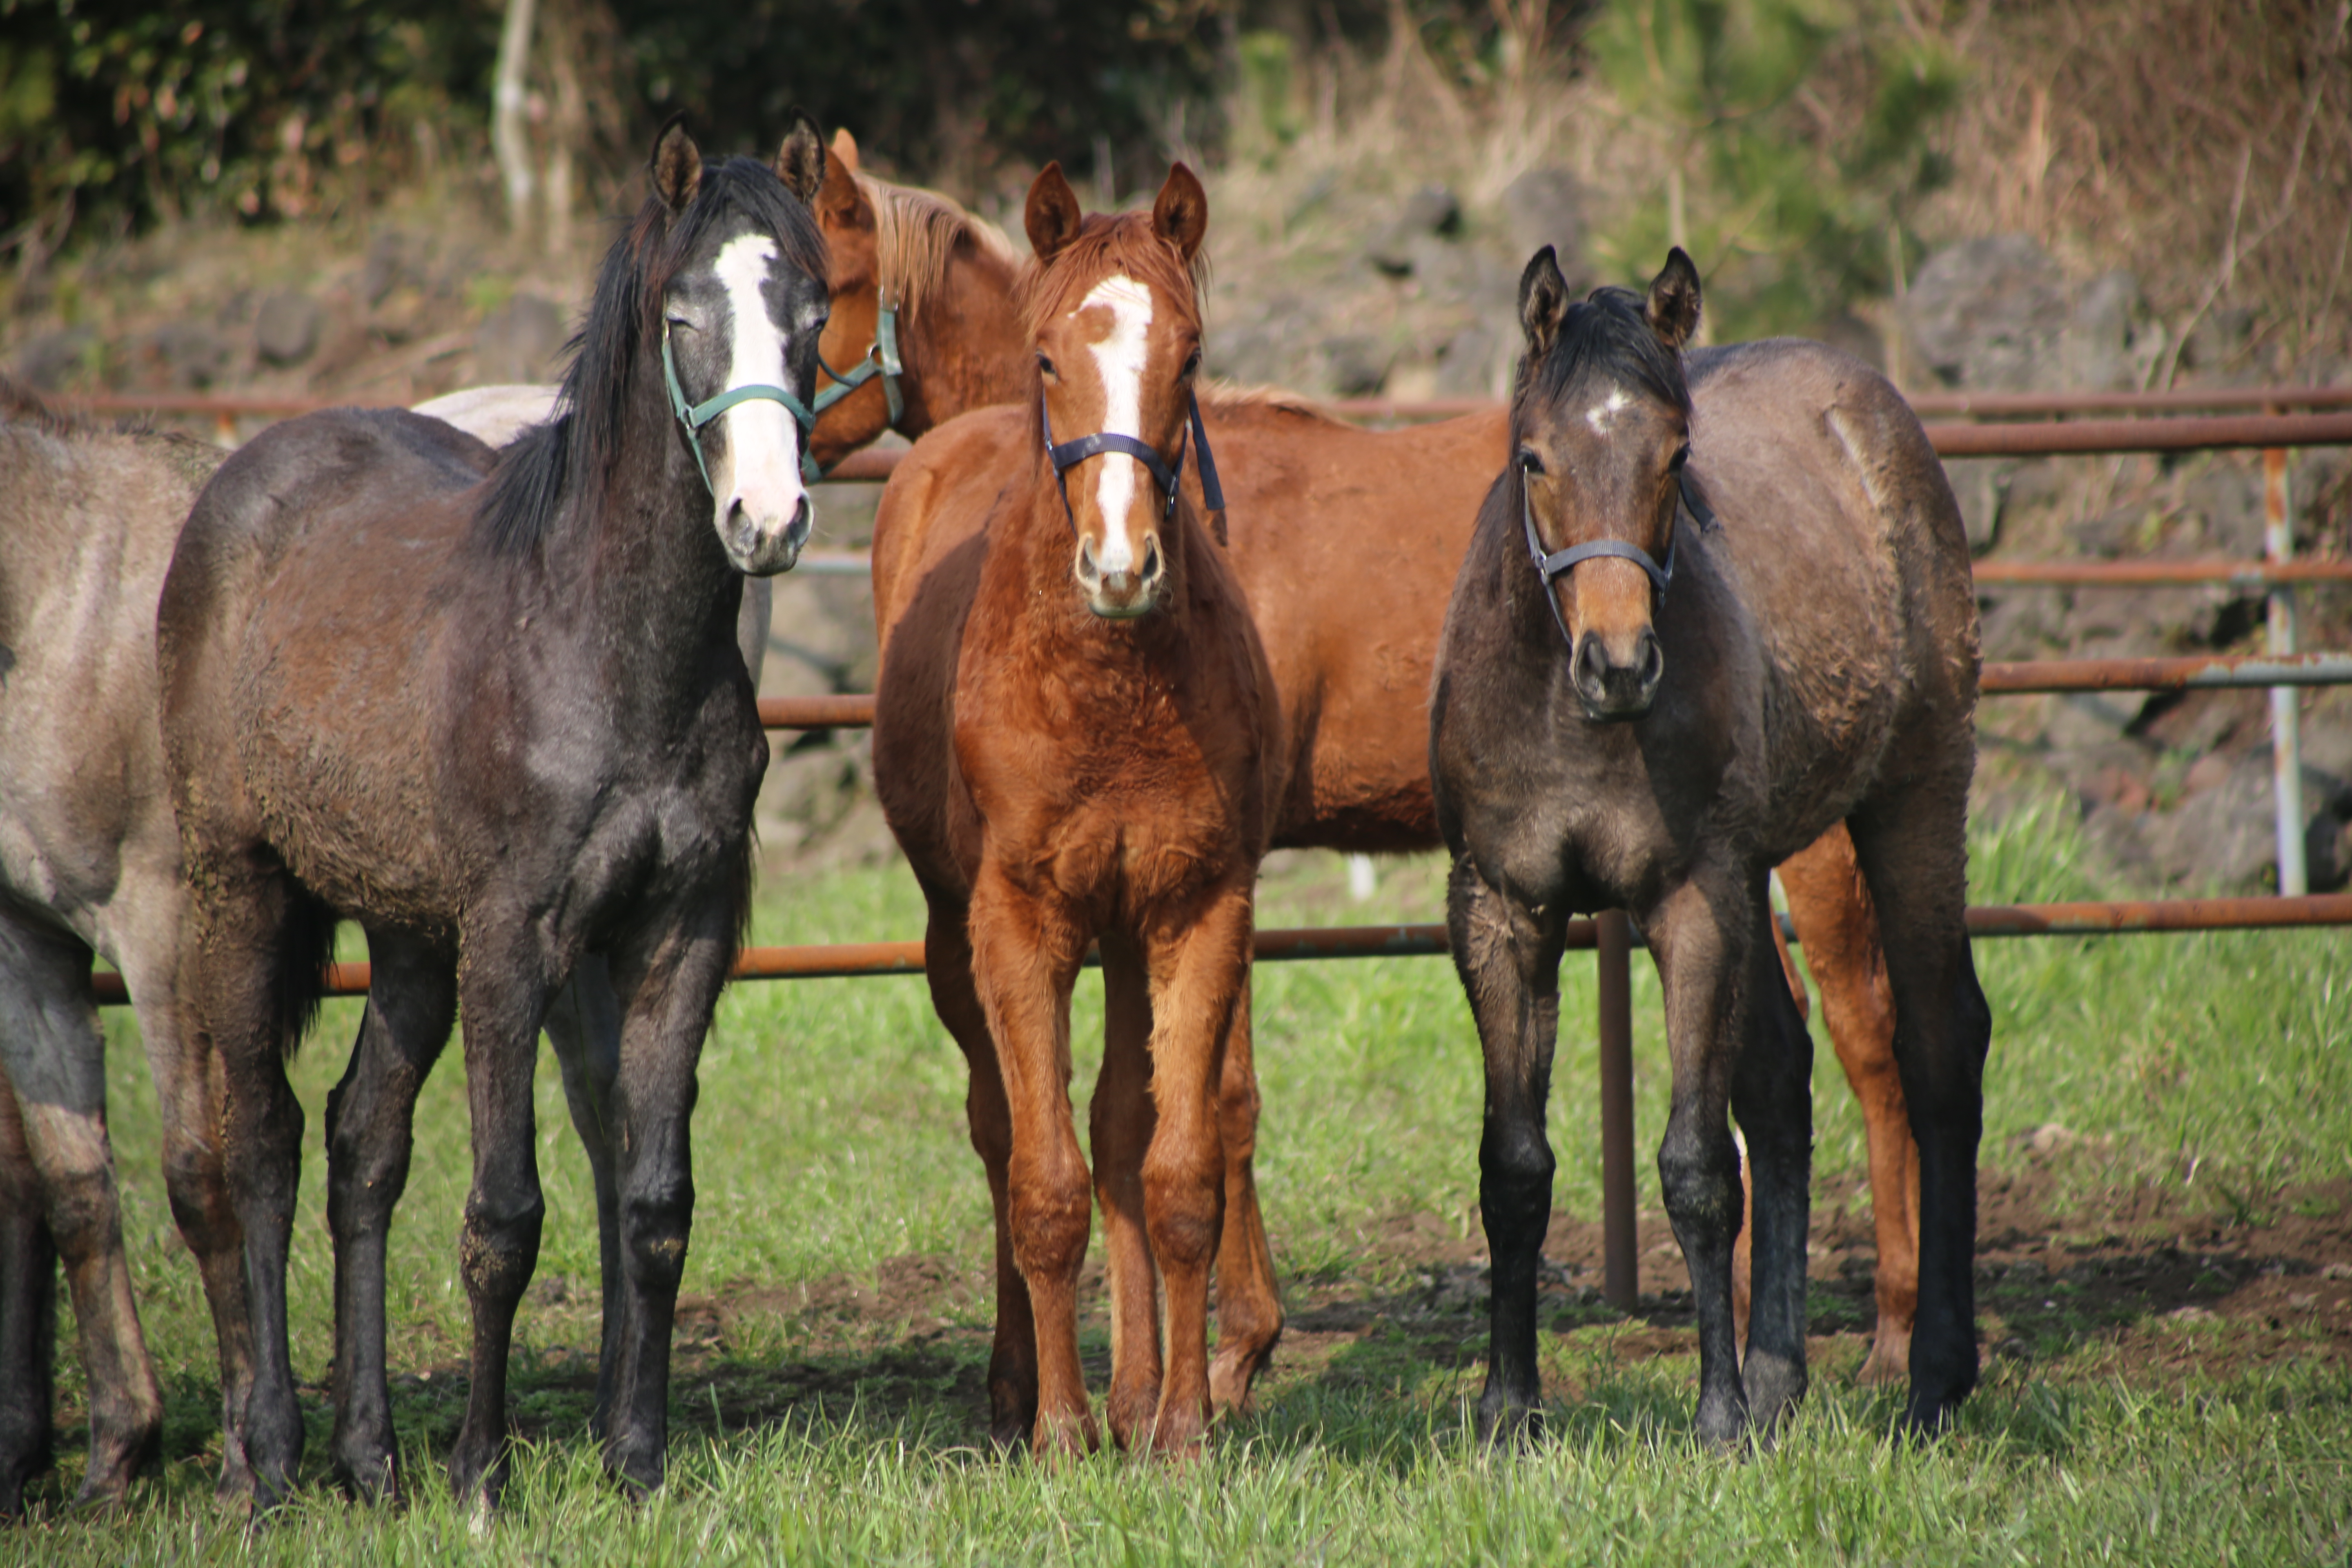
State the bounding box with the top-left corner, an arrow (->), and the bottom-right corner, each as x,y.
18,787 -> 2352,1561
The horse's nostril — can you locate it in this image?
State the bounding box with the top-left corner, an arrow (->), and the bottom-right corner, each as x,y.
1140,535 -> 1162,581
1637,631 -> 1664,689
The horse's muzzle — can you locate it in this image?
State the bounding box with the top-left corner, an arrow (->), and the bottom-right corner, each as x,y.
1573,627 -> 1662,720
726,494 -> 813,577
1076,531 -> 1165,619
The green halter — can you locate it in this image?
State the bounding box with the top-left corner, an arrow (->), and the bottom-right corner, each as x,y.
662,321 -> 825,489
811,303 -> 904,429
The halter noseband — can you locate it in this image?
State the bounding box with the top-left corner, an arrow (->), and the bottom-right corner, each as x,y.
1522,466 -> 1717,645
811,302 -> 904,429
1042,390 -> 1226,536
663,321 -> 825,489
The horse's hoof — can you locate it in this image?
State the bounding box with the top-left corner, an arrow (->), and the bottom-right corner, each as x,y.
447,1446 -> 509,1520
1472,1390 -> 1543,1447
1855,1332 -> 1912,1387
1029,1410 -> 1100,1465
1209,1337 -> 1277,1416
1692,1390 -> 1748,1450
603,1437 -> 664,1501
1103,1383 -> 1163,1452
331,1448 -> 400,1507
1143,1403 -> 1209,1461
1741,1352 -> 1807,1428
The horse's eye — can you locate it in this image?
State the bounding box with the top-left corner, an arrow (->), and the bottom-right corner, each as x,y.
1183,349 -> 1202,378
1036,353 -> 1058,379
1670,443 -> 1690,471
1519,448 -> 1546,476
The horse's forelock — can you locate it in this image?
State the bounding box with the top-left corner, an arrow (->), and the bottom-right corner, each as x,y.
860,173 -> 1016,321
1515,284 -> 1692,436
1014,212 -> 1205,341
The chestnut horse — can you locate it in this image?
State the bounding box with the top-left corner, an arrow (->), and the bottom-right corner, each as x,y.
831,146 -> 1920,1382
872,163 -> 1275,1457
156,118 -> 832,1509
1430,248 -> 1989,1442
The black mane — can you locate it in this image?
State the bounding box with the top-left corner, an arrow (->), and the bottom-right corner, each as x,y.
474,155 -> 829,557
1512,284 -> 1692,437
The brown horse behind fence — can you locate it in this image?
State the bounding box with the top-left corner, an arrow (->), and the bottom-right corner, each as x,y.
872,163 -> 1277,1457
829,143 -> 1920,1382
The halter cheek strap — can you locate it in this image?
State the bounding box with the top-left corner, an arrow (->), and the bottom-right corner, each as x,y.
1042,390 -> 1227,542
1523,467 -> 1717,645
811,303 -> 904,428
662,321 -> 825,490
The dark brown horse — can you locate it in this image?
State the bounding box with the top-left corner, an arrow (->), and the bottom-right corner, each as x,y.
833,149 -> 1922,1383
1430,247 -> 1989,1442
0,388 -> 269,1512
873,163 -> 1276,1457
156,118 -> 833,1509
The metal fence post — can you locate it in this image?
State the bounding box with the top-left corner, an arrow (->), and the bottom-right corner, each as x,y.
2265,442 -> 2307,895
1596,909 -> 1637,1311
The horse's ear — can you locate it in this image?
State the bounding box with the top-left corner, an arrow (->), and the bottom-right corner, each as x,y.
650,115 -> 702,215
1152,162 -> 1209,264
1025,162 -> 1085,264
815,143 -> 866,230
1645,247 -> 1702,352
829,127 -> 861,172
773,108 -> 826,206
1517,246 -> 1571,357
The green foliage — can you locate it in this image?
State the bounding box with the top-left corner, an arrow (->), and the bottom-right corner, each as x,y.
1588,0 -> 1962,341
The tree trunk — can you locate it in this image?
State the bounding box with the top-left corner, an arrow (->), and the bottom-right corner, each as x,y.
493,0 -> 539,236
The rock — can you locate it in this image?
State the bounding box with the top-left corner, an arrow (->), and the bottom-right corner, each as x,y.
1370,185 -> 1460,276
1942,458 -> 2012,553
362,230 -> 410,306
2059,270 -> 2146,390
475,294 -> 568,385
1500,167 -> 1584,274
2140,753 -> 2280,888
2183,461 -> 2265,556
2066,503 -> 2156,558
142,322 -> 229,389
1319,333 -> 1389,397
1434,319 -> 1506,399
1901,235 -> 2069,391
11,327 -> 98,389
2186,306 -> 2257,379
256,290 -> 323,366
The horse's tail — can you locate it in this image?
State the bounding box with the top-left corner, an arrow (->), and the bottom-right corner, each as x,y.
276,886 -> 338,1058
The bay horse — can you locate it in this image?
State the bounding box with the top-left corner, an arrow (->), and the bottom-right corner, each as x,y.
156,117 -> 833,1508
872,162 -> 1276,1457
1430,247 -> 1990,1442
0,387 -> 267,1512
835,145 -> 1920,1384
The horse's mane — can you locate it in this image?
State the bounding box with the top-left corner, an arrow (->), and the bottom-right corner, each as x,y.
0,374 -> 82,437
1515,284 -> 1691,426
1199,380 -> 1347,425
855,171 -> 1017,322
1014,211 -> 1207,339
477,155 -> 829,557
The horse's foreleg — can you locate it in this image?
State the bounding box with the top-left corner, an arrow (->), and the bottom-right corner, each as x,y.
541,954 -> 625,1436
0,1061 -> 58,1517
1731,903 -> 1813,1432
322,929 -> 454,1503
178,878 -> 310,1508
1208,974 -> 1282,1417
1645,877 -> 1753,1446
1135,885 -> 1252,1458
1091,935 -> 1163,1450
0,921 -> 165,1510
1846,783 -> 1989,1434
445,951 -> 550,1513
1779,824 -> 1916,1384
1444,856 -> 1566,1442
923,910 -> 1036,1447
967,869 -> 1096,1460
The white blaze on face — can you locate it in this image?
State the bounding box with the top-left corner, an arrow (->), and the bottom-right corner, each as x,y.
1078,273 -> 1155,573
711,233 -> 807,539
1586,388 -> 1630,435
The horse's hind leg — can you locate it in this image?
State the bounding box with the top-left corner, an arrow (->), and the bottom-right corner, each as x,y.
924,905 -> 1038,1448
0,1062 -> 58,1517
323,928 -> 455,1502
1644,875 -> 1757,1446
1444,855 -> 1567,1442
1209,975 -> 1282,1417
1092,935 -> 1163,1450
0,918 -> 164,1509
1732,901 -> 1813,1431
541,956 -> 624,1437
1779,824 -> 1917,1384
1846,777 -> 1990,1433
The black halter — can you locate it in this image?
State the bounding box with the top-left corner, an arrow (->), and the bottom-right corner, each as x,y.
1523,466 -> 1718,646
1042,390 -> 1226,536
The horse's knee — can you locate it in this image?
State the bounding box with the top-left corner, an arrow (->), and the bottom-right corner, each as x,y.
33,1164 -> 124,1270
461,1185 -> 546,1302
1141,1138 -> 1223,1267
1008,1155 -> 1091,1281
1657,1125 -> 1739,1234
620,1178 -> 695,1295
1479,1123 -> 1555,1225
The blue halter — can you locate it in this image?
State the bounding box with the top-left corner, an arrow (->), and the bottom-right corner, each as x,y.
1042,390 -> 1227,541
662,321 -> 824,489
1523,466 -> 1718,646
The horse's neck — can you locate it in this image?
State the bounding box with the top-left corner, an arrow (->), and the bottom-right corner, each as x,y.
560,392 -> 742,715
903,244 -> 1029,430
